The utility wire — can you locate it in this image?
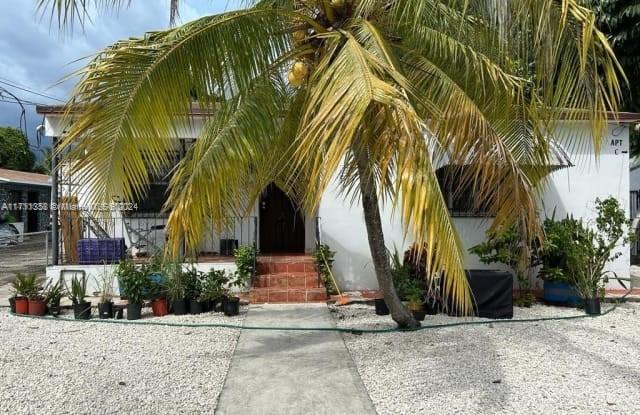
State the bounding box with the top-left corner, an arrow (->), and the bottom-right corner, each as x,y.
0,78 -> 65,103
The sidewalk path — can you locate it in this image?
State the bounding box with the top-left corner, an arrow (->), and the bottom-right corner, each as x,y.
216,303 -> 376,414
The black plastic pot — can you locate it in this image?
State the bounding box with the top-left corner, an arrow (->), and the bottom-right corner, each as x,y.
374,298 -> 390,315
127,303 -> 142,320
48,299 -> 61,317
172,299 -> 188,315
424,301 -> 438,315
98,301 -> 114,319
223,297 -> 240,316
200,300 -> 210,313
190,299 -> 203,315
411,309 -> 426,321
9,297 -> 16,313
213,298 -> 224,312
584,298 -> 601,315
73,302 -> 92,320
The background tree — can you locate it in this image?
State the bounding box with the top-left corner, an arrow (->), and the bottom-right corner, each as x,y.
38,0 -> 622,328
590,0 -> 640,154
0,127 -> 35,172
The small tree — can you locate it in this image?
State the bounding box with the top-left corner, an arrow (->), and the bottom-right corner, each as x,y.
567,197 -> 632,299
0,127 -> 35,172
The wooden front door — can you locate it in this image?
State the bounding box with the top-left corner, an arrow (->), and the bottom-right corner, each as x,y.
259,184 -> 305,253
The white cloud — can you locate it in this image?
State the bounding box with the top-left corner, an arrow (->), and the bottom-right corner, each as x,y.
0,0 -> 245,151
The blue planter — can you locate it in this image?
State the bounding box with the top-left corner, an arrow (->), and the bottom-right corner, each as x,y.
543,281 -> 579,306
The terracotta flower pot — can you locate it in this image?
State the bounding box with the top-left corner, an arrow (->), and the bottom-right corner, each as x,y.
28,299 -> 47,316
151,298 -> 168,317
14,297 -> 29,315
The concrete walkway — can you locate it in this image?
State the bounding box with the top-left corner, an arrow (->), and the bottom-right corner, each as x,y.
216,304 -> 376,414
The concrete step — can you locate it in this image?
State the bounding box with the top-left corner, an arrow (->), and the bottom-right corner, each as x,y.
252,273 -> 323,289
249,288 -> 329,303
256,255 -> 316,274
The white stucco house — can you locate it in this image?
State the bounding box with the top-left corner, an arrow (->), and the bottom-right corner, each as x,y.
37,105 -> 640,298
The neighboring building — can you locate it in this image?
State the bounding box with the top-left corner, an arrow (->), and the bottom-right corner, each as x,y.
36,105 -> 640,296
0,168 -> 51,233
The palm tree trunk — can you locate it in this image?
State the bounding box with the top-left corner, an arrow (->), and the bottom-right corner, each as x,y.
353,146 -> 419,329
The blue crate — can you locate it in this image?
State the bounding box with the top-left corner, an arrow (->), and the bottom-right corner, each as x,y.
77,238 -> 126,264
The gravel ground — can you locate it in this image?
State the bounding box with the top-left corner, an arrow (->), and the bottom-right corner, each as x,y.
331,303 -> 640,415
0,307 -> 247,414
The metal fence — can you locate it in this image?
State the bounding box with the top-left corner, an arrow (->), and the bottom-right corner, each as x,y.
0,230 -> 50,285
54,212 -> 257,265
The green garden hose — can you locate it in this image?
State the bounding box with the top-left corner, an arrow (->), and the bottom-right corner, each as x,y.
5,294 -> 629,334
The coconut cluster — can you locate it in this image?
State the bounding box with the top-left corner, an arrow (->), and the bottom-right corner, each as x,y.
287,0 -> 351,87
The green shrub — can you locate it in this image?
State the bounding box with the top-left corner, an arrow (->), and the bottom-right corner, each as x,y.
201,269 -> 229,300
115,259 -> 149,305
313,244 -> 337,295
565,197 -> 632,299
234,245 -> 256,287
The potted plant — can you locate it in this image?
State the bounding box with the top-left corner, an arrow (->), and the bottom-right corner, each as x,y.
201,269 -> 229,312
28,278 -> 48,316
536,216 -> 582,306
147,271 -> 169,317
234,245 -> 256,289
564,198 -> 632,315
95,264 -> 116,319
45,280 -> 64,317
10,273 -> 37,314
116,259 -> 148,320
222,270 -> 248,317
65,274 -> 91,320
407,289 -> 425,321
184,266 -> 203,315
165,263 -> 187,315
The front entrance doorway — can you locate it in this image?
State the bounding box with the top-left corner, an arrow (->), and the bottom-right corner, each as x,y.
259,184 -> 305,253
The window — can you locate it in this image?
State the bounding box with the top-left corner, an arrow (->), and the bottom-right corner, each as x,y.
436,166 -> 491,217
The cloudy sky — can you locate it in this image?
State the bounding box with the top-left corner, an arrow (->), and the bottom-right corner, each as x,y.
0,0 -> 244,158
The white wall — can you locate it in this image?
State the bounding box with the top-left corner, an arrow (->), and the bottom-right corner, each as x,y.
320,122 -> 631,291
46,262 -> 238,295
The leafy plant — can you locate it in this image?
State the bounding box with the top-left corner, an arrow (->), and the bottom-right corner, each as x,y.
115,259 -> 148,305
45,280 -> 64,305
11,273 -> 44,299
566,197 -> 632,299
234,245 -> 256,286
313,244 -> 337,295
164,263 -> 186,302
470,223 -> 537,307
65,274 -> 88,305
183,265 -> 203,300
201,269 -> 229,301
536,215 -> 584,283
95,263 -> 116,303
389,248 -> 422,301
406,285 -> 424,312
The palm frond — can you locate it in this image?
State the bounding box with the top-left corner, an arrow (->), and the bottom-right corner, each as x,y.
165,76 -> 295,256
58,9 -> 295,209
35,0 -> 132,30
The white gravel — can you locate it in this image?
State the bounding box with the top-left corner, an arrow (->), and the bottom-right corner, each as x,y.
0,307 -> 247,414
331,303 -> 640,415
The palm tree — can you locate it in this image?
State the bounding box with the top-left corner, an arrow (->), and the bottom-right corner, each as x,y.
38,0 -> 622,328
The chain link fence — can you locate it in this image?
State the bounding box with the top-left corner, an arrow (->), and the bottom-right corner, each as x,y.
0,230 -> 50,286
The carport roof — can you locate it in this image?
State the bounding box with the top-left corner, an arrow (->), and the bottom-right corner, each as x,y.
0,168 -> 51,187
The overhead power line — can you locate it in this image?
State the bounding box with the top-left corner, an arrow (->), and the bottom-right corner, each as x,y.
0,78 -> 65,103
